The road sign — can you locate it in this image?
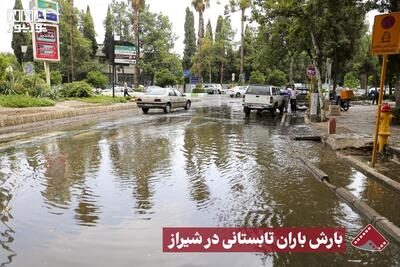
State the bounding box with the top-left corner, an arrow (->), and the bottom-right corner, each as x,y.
114,44 -> 136,65
306,65 -> 317,78
32,24 -> 60,61
183,69 -> 190,78
190,76 -> 200,84
371,12 -> 400,55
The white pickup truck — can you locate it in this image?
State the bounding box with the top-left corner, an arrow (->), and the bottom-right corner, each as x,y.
243,85 -> 284,116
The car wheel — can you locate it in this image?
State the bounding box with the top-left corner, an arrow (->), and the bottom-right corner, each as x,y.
142,108 -> 149,114
236,92 -> 241,98
164,103 -> 171,113
184,100 -> 191,110
244,107 -> 251,116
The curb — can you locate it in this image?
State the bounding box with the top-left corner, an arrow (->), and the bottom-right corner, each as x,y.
0,103 -> 136,128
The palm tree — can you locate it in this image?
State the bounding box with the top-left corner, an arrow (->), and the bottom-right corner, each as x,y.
191,0 -> 210,47
131,0 -> 145,88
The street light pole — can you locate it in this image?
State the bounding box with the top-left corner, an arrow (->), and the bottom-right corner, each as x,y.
21,45 -> 28,72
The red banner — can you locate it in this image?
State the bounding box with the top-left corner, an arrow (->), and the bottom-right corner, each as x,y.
163,227 -> 346,253
33,24 -> 60,61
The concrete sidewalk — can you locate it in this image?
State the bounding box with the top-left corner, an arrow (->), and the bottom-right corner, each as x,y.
311,102 -> 400,148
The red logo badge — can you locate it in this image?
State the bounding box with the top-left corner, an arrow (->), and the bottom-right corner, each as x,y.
351,224 -> 389,252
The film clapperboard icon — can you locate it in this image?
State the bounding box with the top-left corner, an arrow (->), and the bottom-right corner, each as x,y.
352,224 -> 389,252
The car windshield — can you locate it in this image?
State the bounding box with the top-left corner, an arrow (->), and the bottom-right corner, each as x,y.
145,87 -> 167,95
246,86 -> 270,95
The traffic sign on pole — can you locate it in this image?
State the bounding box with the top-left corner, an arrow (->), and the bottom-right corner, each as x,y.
370,12 -> 400,166
371,12 -> 400,55
306,65 -> 316,78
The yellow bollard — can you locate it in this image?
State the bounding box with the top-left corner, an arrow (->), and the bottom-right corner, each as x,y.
378,103 -> 394,153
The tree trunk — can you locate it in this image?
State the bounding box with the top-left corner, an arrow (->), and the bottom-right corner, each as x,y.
240,8 -> 245,80
289,56 -> 294,83
198,11 -> 204,47
133,9 -> 139,88
69,0 -> 76,81
209,63 -> 212,83
220,62 -> 224,85
310,32 -> 325,121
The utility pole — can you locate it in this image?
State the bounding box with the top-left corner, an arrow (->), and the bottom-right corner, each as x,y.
69,0 -> 76,81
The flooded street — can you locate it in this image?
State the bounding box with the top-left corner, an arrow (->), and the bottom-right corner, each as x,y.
0,96 -> 399,266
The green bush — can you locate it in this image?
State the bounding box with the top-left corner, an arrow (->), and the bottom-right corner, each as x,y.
0,94 -> 55,108
21,75 -> 52,98
192,88 -> 206,93
72,96 -> 128,104
86,71 -> 108,89
39,70 -> 62,86
155,69 -> 177,87
195,83 -> 203,89
60,81 -> 93,98
249,70 -> 266,84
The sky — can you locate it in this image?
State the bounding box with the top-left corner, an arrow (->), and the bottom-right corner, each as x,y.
1,0 -> 378,56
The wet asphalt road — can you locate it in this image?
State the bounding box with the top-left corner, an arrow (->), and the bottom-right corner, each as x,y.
0,95 -> 399,266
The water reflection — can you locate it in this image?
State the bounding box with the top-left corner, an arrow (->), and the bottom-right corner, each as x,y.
0,98 -> 399,266
108,127 -> 171,215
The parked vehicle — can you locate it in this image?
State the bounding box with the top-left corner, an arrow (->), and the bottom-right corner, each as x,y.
136,86 -> 191,114
243,85 -> 284,116
228,85 -> 249,98
203,84 -> 221,94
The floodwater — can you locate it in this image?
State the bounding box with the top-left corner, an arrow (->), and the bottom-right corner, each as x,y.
0,96 -> 399,266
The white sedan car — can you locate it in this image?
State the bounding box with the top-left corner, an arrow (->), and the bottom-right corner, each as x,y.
228,85 -> 249,97
136,87 -> 191,114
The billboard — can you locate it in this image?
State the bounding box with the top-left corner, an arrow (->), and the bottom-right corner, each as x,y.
114,45 -> 137,65
30,0 -> 59,23
32,24 -> 60,61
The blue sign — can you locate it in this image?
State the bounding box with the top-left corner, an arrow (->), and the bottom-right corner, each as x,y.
190,76 -> 200,84
183,69 -> 190,78
37,10 -> 59,23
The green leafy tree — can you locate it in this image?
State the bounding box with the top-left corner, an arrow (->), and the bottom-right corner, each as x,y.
131,0 -> 146,88
214,15 -> 235,83
57,0 -> 92,81
11,0 -> 30,67
81,6 -> 98,58
205,19 -> 213,42
256,0 -> 366,120
249,70 -> 265,84
140,6 -> 183,84
103,5 -> 114,63
111,0 -> 132,41
344,72 -> 359,89
191,0 -> 210,46
192,38 -> 215,83
183,7 -> 196,71
229,0 -> 252,80
155,69 -> 177,87
266,68 -> 287,86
